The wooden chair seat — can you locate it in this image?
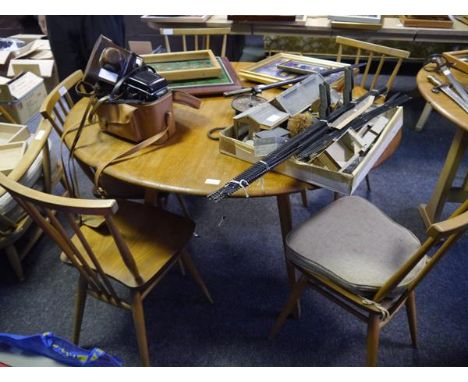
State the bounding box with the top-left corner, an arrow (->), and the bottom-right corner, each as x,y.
286,196 -> 426,297
271,196 -> 468,366
63,200 -> 195,288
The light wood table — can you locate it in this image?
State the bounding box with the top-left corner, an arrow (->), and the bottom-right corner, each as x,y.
416,66 -> 468,227
63,62 -> 310,316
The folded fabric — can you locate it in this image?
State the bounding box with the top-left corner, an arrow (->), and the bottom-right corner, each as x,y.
0,332 -> 122,367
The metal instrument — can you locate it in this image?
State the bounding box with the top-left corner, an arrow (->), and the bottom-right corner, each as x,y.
428,75 -> 468,114
428,55 -> 468,106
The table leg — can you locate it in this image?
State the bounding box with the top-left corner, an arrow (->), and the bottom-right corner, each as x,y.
276,193 -> 301,319
419,129 -> 467,227
415,102 -> 433,132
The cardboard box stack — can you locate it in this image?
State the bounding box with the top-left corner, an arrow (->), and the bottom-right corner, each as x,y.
0,35 -> 55,124
1,34 -> 58,92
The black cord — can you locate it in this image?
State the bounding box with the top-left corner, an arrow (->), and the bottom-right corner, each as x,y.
207,127 -> 226,141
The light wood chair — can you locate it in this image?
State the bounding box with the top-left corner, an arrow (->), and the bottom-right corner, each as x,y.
335,36 -> 410,98
160,27 -> 231,57
0,119 -> 62,280
270,196 -> 468,366
335,36 -> 410,190
40,70 -> 145,199
0,172 -> 213,366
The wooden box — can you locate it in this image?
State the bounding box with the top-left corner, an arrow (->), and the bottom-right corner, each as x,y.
219,107 -> 403,195
443,49 -> 468,74
0,123 -> 29,144
0,141 -> 27,175
142,50 -> 222,81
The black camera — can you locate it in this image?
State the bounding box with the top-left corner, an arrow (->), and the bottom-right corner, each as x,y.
83,35 -> 168,103
122,68 -> 168,102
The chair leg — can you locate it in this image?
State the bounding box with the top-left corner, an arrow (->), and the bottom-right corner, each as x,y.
405,290 -> 418,348
175,194 -> 192,219
72,275 -> 88,344
366,314 -> 381,367
131,291 -> 151,367
177,258 -> 187,276
365,174 -> 372,192
181,250 -> 213,304
270,275 -> 308,339
300,190 -> 308,207
5,245 -> 24,281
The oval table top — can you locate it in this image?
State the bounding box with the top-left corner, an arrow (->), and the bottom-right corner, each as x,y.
63,62 -> 310,198
416,65 -> 468,132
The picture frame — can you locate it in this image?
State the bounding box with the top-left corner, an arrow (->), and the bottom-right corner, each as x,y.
443,49 -> 468,74
141,15 -> 211,23
238,53 -> 349,85
399,15 -> 454,29
142,50 -> 221,82
163,57 -> 242,96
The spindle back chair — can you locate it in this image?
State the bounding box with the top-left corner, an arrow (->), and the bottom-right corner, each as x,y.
160,27 -> 231,57
0,173 -> 213,366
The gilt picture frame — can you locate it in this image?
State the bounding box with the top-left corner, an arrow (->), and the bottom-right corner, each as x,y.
238,53 -> 349,85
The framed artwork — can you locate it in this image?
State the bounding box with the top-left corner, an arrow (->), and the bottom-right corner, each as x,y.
238,53 -> 349,85
399,16 -> 453,29
164,57 -> 242,96
142,50 -> 221,81
141,15 -> 211,23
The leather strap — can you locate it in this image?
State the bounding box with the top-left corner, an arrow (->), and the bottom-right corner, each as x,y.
173,90 -> 202,109
93,111 -> 174,196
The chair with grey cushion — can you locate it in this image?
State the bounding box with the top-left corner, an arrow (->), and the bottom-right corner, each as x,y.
270,196 -> 468,366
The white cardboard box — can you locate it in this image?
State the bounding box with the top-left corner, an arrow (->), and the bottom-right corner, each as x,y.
7,59 -> 58,93
0,72 -> 47,124
219,107 -> 403,195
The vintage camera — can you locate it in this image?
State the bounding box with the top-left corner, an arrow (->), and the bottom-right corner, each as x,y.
83,35 -> 168,103
121,68 -> 168,102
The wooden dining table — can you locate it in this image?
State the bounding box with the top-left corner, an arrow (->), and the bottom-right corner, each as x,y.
416,65 -> 468,227
63,62 -> 311,316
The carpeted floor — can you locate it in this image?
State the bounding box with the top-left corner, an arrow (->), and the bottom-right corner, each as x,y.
0,74 -> 467,367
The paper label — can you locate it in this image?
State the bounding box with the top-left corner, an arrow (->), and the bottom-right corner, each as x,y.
161,28 -> 173,35
266,114 -> 281,123
205,178 -> 221,185
35,130 -> 45,140
98,68 -> 119,84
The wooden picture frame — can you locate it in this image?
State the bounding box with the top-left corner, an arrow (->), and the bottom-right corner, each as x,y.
443,49 -> 468,74
164,57 -> 242,96
142,50 -> 222,81
399,15 -> 454,29
329,15 -> 382,30
239,53 -> 349,85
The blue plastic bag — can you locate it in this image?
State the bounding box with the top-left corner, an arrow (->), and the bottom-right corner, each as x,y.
0,332 -> 122,367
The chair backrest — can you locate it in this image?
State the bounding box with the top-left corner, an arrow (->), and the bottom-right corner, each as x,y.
373,200 -> 468,302
335,36 -> 410,92
0,173 -> 144,307
40,70 -> 83,137
159,27 -> 231,57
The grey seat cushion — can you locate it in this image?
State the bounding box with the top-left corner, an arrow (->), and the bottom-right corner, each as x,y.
286,196 -> 426,298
